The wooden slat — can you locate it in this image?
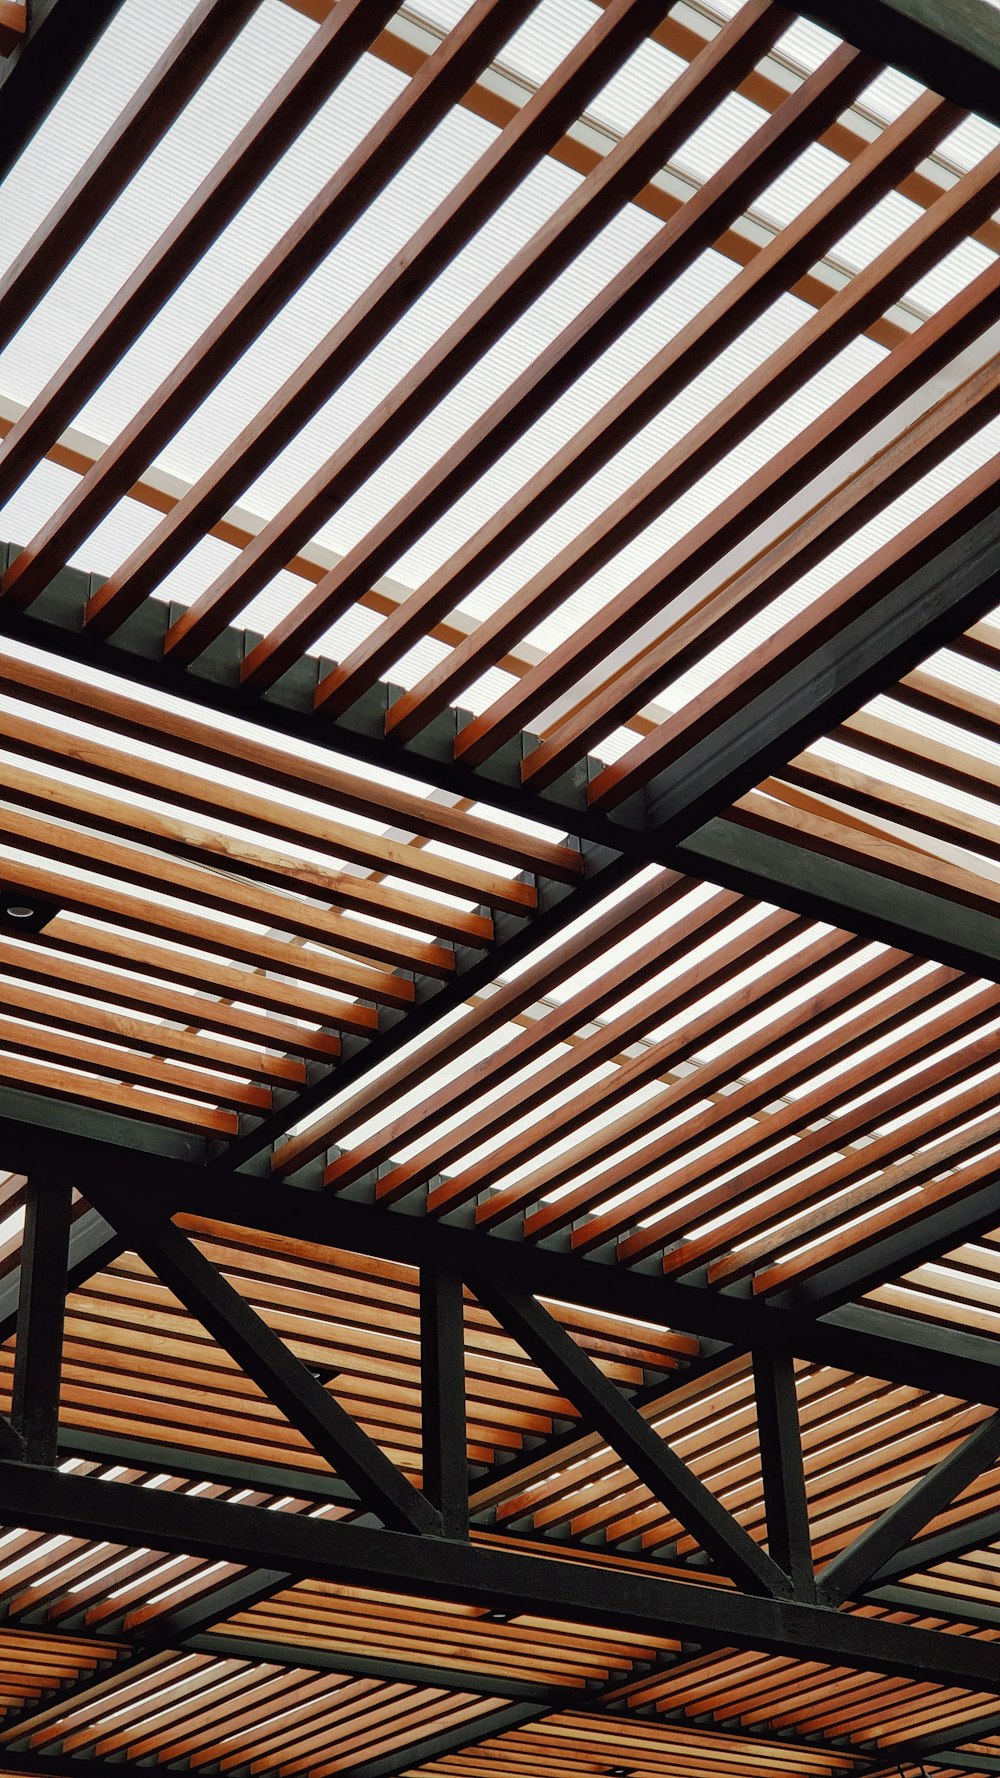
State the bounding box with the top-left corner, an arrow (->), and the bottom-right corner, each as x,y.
329,881 -> 744,1202
0,0 -> 258,346
0,971 -> 306,1083
92,0 -> 674,650
275,868 -> 672,1179
311,37 -> 875,720
585,346 -> 1000,810
0,1 -> 25,58
0,1050 -> 237,1134
233,0 -> 795,692
0,0 -> 411,597
0,1014 -> 272,1111
0,703 -> 494,946
454,103 -> 996,774
0,646 -> 570,896
4,0 -> 536,620
0,929 -> 344,1057
0,811 -> 415,1006
0,768 -> 457,978
478,935 -> 911,1240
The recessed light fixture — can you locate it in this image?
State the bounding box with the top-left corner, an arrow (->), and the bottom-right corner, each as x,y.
606,1767 -> 634,1776
484,1608 -> 512,1623
0,887 -> 60,933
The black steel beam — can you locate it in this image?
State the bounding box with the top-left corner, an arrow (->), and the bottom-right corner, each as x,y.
471,1273 -> 790,1597
9,1118 -> 1000,1414
8,558 -> 1000,1008
11,1175 -> 70,1463
0,556 -> 635,1177
469,1343 -> 737,1527
762,1163 -> 1000,1313
3,1202 -> 120,1326
89,1185 -> 442,1534
679,815 -> 1000,986
56,1426 -> 358,1506
867,1583 -> 1000,1631
419,1262 -> 468,1541
0,1649 -> 165,1749
794,0 -> 1000,129
187,1631 -> 557,1701
752,1347 -> 814,1600
861,1702 -> 1000,1776
0,0 -> 127,184
646,500 -> 1000,847
2,1462 -> 1000,1691
819,1410 -> 1000,1606
865,1504 -> 1000,1587
336,1703 -> 555,1778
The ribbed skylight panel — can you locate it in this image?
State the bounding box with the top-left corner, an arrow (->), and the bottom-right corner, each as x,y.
751,138 -> 848,232
669,86 -> 770,184
2,0 -> 997,759
236,134 -> 585,541
409,0 -> 595,86
372,221 -> 725,598
0,1 -> 314,416
906,237 -> 1000,317
941,113 -> 1000,171
584,31 -> 688,136
507,295 -> 876,657
811,733 -> 1000,837
302,86 -> 858,625
0,0 -> 196,269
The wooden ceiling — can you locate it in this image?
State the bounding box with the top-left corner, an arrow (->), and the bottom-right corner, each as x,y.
1,2 -> 1000,1777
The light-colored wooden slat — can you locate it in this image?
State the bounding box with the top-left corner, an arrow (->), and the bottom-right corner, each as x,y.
0,928 -> 344,1056
0,1050 -> 237,1134
0,821 -> 413,1006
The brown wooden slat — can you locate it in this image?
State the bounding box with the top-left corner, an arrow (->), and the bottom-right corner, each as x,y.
0,705 -> 494,947
233,0 -> 794,692
90,0 -> 675,648
312,38 -> 875,722
275,868 -> 672,1179
455,109 -> 997,775
0,0 -> 421,604
0,974 -> 307,1084
0,1050 -> 237,1134
0,768 -> 457,978
0,820 -> 414,1006
585,350 -> 1000,810
0,928 -> 346,1055
0,647 -> 567,896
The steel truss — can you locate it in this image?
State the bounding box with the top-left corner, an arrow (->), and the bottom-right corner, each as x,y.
0,1126 -> 994,1776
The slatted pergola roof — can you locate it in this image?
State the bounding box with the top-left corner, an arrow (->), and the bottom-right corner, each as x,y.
2,0 -> 1000,1775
